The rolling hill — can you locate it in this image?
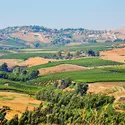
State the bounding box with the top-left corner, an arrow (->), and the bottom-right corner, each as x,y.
1,25 -> 124,49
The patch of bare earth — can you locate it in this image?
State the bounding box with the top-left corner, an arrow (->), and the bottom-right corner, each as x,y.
88,82 -> 125,94
100,48 -> 125,62
11,32 -> 51,43
0,92 -> 41,120
19,57 -> 55,67
39,64 -> 87,75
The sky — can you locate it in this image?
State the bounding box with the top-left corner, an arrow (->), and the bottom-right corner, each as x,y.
0,0 -> 125,30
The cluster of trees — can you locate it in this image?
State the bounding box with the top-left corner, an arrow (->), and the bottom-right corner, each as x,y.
0,64 -> 39,82
51,38 -> 71,46
56,49 -> 99,60
56,50 -> 73,59
53,79 -> 88,96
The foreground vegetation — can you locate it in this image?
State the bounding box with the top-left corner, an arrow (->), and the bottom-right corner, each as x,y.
1,83 -> 125,125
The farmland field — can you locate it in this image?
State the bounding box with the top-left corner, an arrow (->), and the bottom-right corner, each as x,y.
0,52 -> 56,59
30,67 -> 125,84
0,92 -> 41,120
0,79 -> 43,94
39,42 -> 123,51
30,57 -> 123,70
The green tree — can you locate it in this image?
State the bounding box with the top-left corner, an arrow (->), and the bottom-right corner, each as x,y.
88,50 -> 96,56
56,50 -> 62,59
0,108 -> 7,124
65,52 -> 72,59
75,83 -> 88,96
0,63 -> 8,72
74,50 -> 81,58
28,70 -> 39,80
12,66 -> 20,75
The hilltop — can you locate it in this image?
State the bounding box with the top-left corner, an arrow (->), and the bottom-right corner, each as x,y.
0,25 -> 124,49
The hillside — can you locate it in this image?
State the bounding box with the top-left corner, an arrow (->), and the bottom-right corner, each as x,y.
114,27 -> 125,39
0,25 -> 124,49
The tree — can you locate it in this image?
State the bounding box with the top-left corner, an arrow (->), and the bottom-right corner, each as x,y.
88,50 -> 96,56
0,107 -> 8,124
75,83 -> 88,96
65,51 -> 72,59
55,78 -> 72,89
0,63 -> 8,72
56,50 -> 62,59
74,51 -> 81,58
12,66 -> 20,75
21,70 -> 27,75
34,42 -> 40,48
28,70 -> 39,80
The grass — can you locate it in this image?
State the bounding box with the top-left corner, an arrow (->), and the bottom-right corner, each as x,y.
104,66 -> 125,73
0,39 -> 27,48
0,79 -> 43,94
30,57 -> 123,70
0,95 -> 16,101
30,68 -> 125,85
0,53 -> 56,59
40,42 -> 123,52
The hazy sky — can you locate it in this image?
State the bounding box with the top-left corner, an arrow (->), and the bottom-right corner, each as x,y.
0,0 -> 125,30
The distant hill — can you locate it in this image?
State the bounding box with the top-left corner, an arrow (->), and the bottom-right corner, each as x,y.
0,25 -> 125,48
113,27 -> 125,39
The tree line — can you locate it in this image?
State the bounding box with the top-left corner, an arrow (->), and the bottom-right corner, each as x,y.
0,63 -> 39,82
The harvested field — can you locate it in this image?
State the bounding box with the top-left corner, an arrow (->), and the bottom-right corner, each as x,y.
39,64 -> 87,75
100,48 -> 125,62
88,82 -> 125,94
0,92 -> 41,120
0,57 -> 55,68
19,57 -> 55,67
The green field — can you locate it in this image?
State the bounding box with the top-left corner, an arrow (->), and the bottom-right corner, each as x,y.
0,79 -> 42,94
0,52 -> 56,59
39,42 -> 123,51
0,39 -> 27,48
30,67 -> 125,85
30,57 -> 122,70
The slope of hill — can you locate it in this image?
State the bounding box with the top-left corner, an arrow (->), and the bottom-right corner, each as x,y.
114,27 -> 125,39
1,25 -> 123,49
